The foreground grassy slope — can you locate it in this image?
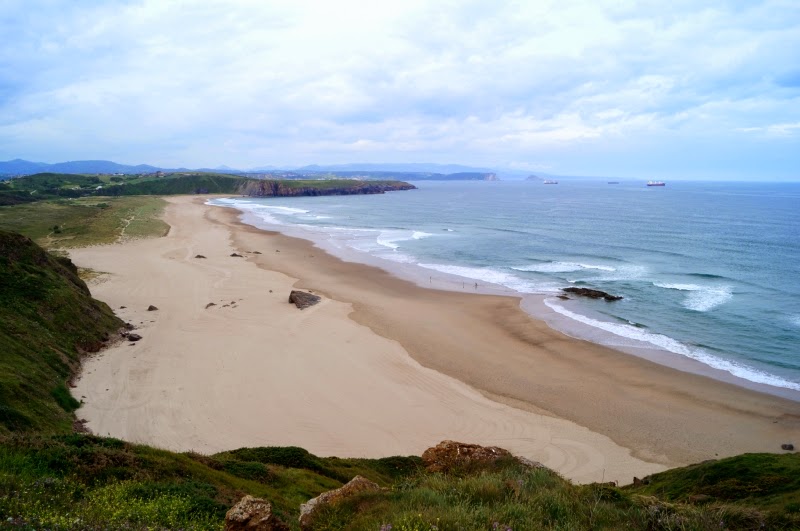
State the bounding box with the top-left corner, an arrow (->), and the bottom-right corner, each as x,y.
0,231 -> 123,435
2,434 -> 798,530
0,434 -> 420,530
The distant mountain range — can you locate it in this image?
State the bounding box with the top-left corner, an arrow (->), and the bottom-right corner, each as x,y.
0,158 -> 568,181
0,159 -> 161,176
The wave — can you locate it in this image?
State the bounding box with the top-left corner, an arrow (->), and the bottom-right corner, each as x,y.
418,263 -> 561,294
544,299 -> 800,391
513,261 -> 616,274
569,263 -> 648,283
377,230 -> 435,250
653,283 -> 733,312
687,273 -> 729,280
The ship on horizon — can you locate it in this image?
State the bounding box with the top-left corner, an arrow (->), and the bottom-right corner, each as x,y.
543,179 -> 558,184
647,180 -> 666,186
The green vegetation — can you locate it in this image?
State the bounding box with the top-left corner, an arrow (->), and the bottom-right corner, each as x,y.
305,456 -> 800,530
629,453 -> 800,514
0,171 -> 257,202
0,231 -> 123,435
2,433 -> 798,529
0,434 -> 420,530
0,171 -> 415,204
0,196 -> 168,249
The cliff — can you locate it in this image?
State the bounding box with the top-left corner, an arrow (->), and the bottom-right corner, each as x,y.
236,179 -> 416,197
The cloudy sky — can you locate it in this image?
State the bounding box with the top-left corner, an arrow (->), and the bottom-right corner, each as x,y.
1,0 -> 799,179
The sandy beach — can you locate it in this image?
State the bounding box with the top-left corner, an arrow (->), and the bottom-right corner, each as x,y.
71,196 -> 799,485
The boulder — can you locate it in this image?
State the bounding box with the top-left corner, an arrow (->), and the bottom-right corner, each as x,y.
562,287 -> 623,301
195,254 -> 207,259
231,253 -> 243,258
147,305 -> 158,311
299,476 -> 381,530
421,440 -> 542,473
781,443 -> 794,451
289,290 -> 321,309
225,495 -> 289,531
126,333 -> 142,342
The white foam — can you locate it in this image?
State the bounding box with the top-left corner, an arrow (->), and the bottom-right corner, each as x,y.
544,299 -> 800,391
654,283 -> 733,312
653,283 -> 703,291
418,263 -> 560,294
514,261 -> 616,274
271,206 -> 311,215
375,229 -> 431,250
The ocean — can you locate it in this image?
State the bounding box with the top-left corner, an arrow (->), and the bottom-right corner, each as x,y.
210,180 -> 800,396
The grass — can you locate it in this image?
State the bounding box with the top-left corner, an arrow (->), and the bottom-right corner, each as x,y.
0,230 -> 124,435
627,453 -> 800,514
4,435 -> 794,530
0,196 -> 169,249
301,455 -> 800,530
0,434 -> 421,530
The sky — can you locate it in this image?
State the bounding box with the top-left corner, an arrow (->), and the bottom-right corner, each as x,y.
1,0 -> 799,180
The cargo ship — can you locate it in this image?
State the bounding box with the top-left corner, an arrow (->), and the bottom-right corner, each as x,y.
647,181 -> 666,186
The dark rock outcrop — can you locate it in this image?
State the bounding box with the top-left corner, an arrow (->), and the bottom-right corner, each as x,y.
231,253 -> 243,257
421,440 -> 544,473
299,476 -> 381,530
562,287 -> 623,301
225,495 -> 289,531
289,290 -> 321,309
147,305 -> 158,311
781,443 -> 794,451
195,254 -> 206,259
125,333 -> 142,342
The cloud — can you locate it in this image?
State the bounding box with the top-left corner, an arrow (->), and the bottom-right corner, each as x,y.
0,0 -> 799,178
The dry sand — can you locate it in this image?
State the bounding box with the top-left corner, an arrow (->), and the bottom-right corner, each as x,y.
71,196 -> 799,485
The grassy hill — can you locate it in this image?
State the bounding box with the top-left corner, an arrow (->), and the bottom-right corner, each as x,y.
2,432 -> 798,529
0,172 -> 415,204
0,197 -> 169,250
0,231 -> 123,435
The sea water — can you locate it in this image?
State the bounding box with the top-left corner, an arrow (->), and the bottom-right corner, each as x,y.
210,180 -> 800,395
